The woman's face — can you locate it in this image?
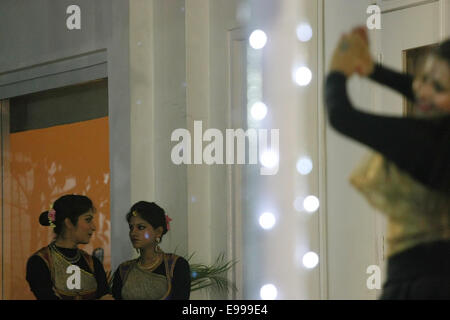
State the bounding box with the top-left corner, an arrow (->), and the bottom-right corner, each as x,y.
128,215 -> 162,249
72,210 -> 96,245
413,55 -> 450,114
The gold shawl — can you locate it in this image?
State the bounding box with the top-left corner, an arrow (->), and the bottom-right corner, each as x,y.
350,152 -> 450,257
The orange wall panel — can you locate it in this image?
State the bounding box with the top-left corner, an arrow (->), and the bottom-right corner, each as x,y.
3,117 -> 111,300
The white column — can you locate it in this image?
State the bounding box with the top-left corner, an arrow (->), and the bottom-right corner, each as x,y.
130,0 -> 156,204
185,0 -> 212,300
129,0 -> 189,260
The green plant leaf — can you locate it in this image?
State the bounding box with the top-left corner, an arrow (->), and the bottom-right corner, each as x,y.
185,252 -> 238,294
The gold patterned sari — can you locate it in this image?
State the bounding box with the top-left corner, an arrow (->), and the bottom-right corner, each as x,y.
119,253 -> 179,300
350,152 -> 450,257
34,246 -> 98,300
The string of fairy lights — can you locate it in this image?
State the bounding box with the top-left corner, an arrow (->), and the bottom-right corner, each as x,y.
247,20 -> 320,300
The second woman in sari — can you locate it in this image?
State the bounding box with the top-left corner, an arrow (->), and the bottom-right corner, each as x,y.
112,201 -> 191,300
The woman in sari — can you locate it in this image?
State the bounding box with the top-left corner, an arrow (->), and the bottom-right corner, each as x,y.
112,201 -> 191,300
26,194 -> 110,300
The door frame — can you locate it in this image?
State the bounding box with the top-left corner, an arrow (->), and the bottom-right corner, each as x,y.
0,50 -> 130,299
226,27 -> 248,300
0,99 -> 9,300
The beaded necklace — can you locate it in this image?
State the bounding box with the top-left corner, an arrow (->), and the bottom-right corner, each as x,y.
138,252 -> 163,271
50,242 -> 81,264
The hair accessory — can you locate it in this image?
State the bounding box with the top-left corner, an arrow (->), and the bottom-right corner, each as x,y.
48,205 -> 56,228
132,210 -> 137,217
165,215 -> 172,231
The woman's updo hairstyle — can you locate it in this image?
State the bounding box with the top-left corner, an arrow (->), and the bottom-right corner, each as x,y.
39,194 -> 95,235
126,201 -> 168,240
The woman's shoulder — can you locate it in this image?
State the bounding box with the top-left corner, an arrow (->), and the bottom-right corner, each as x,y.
28,245 -> 51,261
165,254 -> 190,270
114,259 -> 139,280
118,258 -> 139,269
31,245 -> 50,255
165,253 -> 187,262
27,246 -> 52,271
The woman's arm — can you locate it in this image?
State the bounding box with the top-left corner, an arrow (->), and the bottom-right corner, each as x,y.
26,255 -> 59,300
111,268 -> 123,300
325,71 -> 450,193
343,27 -> 415,101
369,63 -> 416,102
92,256 -> 111,299
171,257 -> 191,300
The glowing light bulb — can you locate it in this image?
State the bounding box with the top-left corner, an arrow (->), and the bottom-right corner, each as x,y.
260,284 -> 278,300
303,196 -> 320,213
294,67 -> 312,86
303,251 -> 319,269
259,212 -> 276,230
249,30 -> 267,49
260,151 -> 279,169
296,157 -> 313,175
251,102 -> 268,120
296,23 -> 313,42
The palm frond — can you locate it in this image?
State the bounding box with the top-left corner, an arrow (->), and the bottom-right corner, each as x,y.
187,252 -> 238,294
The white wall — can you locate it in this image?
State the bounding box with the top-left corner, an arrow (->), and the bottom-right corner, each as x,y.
129,0 -> 188,260
0,0 -> 131,273
324,0 -> 381,299
185,0 -> 245,299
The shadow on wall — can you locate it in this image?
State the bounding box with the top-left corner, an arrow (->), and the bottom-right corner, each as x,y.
3,117 -> 111,299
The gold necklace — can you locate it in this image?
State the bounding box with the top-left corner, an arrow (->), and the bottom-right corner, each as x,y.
138,253 -> 163,270
50,242 -> 81,264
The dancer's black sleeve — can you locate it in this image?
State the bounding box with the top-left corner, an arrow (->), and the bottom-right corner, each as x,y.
111,268 -> 123,300
171,257 -> 191,300
92,256 -> 109,298
368,63 -> 416,101
26,255 -> 60,300
324,71 -> 450,193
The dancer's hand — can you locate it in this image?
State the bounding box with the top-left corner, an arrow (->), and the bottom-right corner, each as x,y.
350,26 -> 375,76
329,34 -> 361,77
330,27 -> 374,77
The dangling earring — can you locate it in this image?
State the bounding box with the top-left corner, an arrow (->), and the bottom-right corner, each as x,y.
154,237 -> 162,253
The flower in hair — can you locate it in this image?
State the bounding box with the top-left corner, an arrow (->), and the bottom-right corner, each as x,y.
165,215 -> 172,231
48,206 -> 56,228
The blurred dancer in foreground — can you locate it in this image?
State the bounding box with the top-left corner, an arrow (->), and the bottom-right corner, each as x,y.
325,27 -> 450,299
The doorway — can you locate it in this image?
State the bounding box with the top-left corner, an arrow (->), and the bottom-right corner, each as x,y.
0,79 -> 111,299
